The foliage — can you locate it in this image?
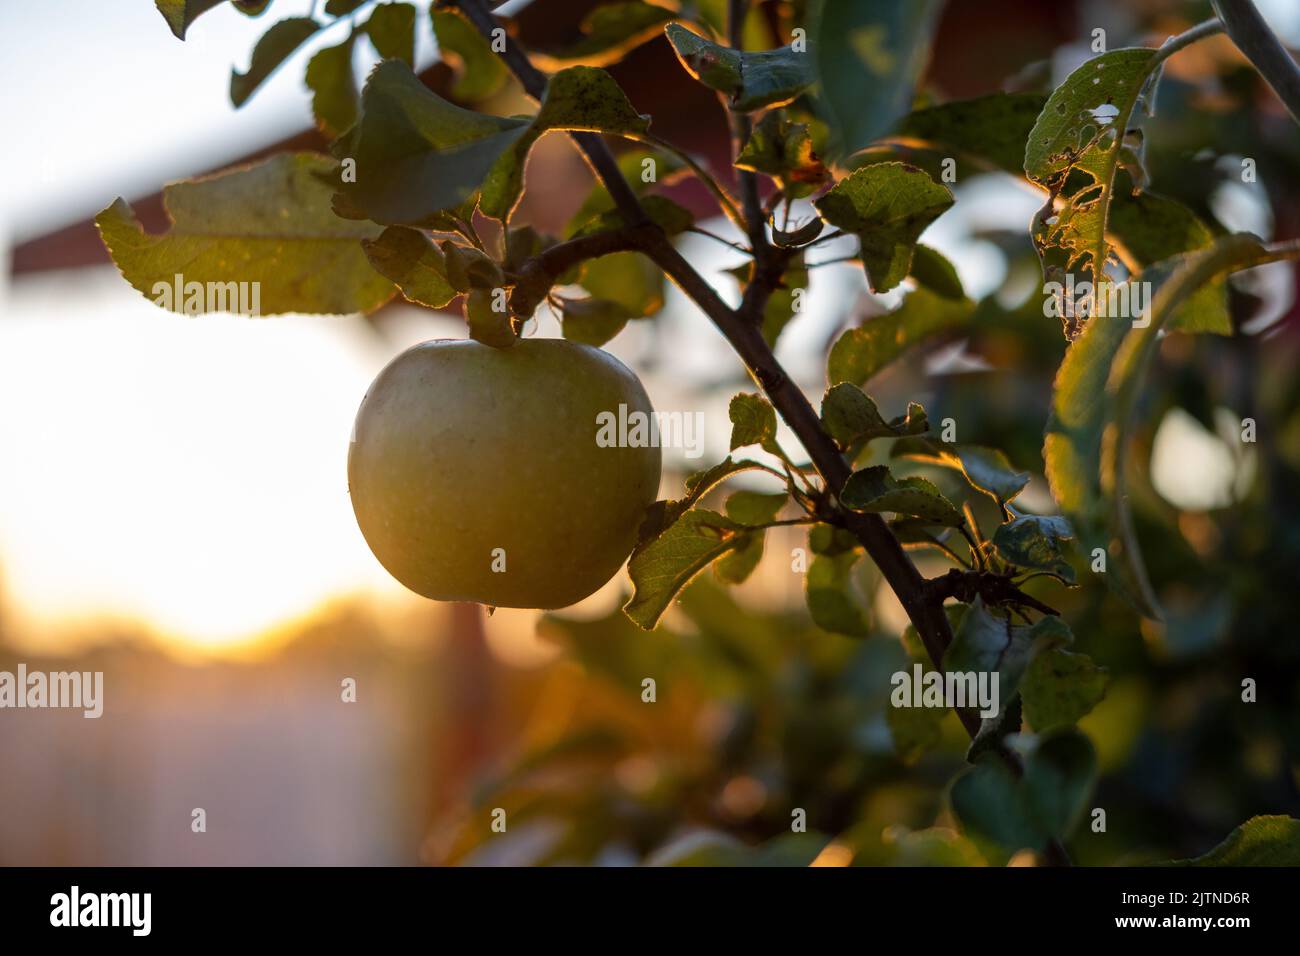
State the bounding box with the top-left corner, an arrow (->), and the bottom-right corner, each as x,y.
114,0 -> 1300,867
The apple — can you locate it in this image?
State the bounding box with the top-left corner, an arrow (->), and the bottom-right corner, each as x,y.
349,337 -> 662,608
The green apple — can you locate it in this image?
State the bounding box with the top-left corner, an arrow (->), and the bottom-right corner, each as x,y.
349,337 -> 662,608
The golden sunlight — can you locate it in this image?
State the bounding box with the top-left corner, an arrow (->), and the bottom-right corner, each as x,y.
0,270 -> 413,654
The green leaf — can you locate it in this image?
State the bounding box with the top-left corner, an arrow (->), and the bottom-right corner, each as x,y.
1021,646 -> 1108,733
992,514 -> 1075,583
559,297 -> 630,347
841,466 -> 963,527
305,32 -> 359,137
1024,47 -> 1162,318
1046,233 -> 1299,618
155,0 -> 225,40
735,110 -> 828,197
481,66 -> 651,221
1104,236 -> 1300,615
624,510 -> 747,629
1162,816 -> 1300,867
945,603 -> 1078,745
949,728 -> 1097,859
807,0 -> 944,158
96,153 -> 394,316
728,393 -> 780,454
571,253 -> 661,319
634,458 -> 769,552
565,148 -> 686,235
896,92 -> 1047,175
887,687 -> 948,763
828,287 -> 973,387
1108,192 -> 1228,333
806,551 -> 871,636
664,23 -> 813,111
338,60 -> 530,226
365,2 -> 415,66
534,1 -> 676,68
432,8 -> 508,101
814,163 -> 953,293
725,490 -> 788,525
439,241 -> 502,292
231,17 -> 322,107
714,531 -> 765,584
821,383 -> 927,448
325,0 -> 367,13
571,194 -> 695,238
361,225 -> 457,308
908,244 -> 964,299
464,287 -> 516,349
948,445 -> 1030,505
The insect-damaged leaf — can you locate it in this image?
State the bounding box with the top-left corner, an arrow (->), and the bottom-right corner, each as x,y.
96,153 -> 394,316
1024,47 -> 1161,330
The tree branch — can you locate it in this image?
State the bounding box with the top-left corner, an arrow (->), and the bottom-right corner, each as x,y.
1213,0 -> 1300,125
728,0 -> 769,266
448,0 -> 1070,864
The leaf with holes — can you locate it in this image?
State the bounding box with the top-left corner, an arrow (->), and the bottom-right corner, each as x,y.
96,153 -> 394,316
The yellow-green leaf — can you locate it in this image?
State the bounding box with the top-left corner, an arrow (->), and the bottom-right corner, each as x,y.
96,153 -> 394,316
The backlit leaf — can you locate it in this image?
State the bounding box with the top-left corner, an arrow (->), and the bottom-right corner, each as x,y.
664,23 -> 813,111
361,225 -> 457,308
992,514 -> 1075,583
806,551 -> 871,636
729,393 -> 779,454
624,509 -> 747,629
1162,816 -> 1300,867
827,287 -> 972,387
534,1 -> 676,68
96,152 -> 394,316
815,162 -> 953,293
432,8 -> 508,101
840,465 -> 963,527
366,2 -> 415,66
807,0 -> 944,158
231,17 -> 322,107
305,32 -> 359,137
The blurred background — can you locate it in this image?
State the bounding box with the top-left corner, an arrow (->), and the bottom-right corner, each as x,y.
1,0 -> 1298,865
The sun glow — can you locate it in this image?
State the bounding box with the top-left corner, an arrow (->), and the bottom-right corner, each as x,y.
0,269 -> 420,654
